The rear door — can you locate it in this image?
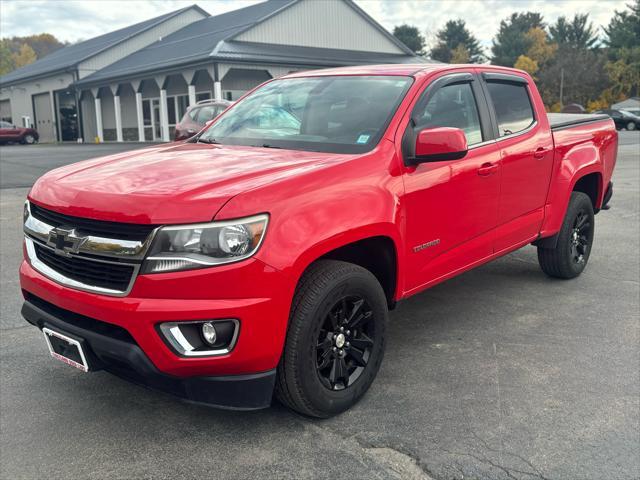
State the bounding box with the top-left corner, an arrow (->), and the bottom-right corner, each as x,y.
480,72 -> 554,251
401,72 -> 501,293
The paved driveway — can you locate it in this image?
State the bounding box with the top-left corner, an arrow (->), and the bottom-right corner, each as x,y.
1,135 -> 638,479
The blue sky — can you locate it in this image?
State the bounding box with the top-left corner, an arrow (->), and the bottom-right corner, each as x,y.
0,0 -> 629,51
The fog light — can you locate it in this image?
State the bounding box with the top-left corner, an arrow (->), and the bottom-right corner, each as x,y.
201,322 -> 217,345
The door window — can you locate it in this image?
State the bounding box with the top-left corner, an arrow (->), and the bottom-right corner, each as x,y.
413,82 -> 483,145
486,82 -> 535,136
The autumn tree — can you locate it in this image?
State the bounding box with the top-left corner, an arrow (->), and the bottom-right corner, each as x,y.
12,44 -> 37,68
430,20 -> 484,63
393,24 -> 426,55
491,12 -> 545,66
603,0 -> 640,97
0,41 -> 13,75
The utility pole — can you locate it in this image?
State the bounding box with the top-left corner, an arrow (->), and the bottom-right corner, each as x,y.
559,68 -> 564,109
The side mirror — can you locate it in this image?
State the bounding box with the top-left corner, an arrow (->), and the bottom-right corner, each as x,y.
410,127 -> 468,164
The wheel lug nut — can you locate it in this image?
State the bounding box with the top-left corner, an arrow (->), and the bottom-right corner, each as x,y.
332,347 -> 337,352
345,341 -> 350,347
346,330 -> 351,336
340,326 -> 344,332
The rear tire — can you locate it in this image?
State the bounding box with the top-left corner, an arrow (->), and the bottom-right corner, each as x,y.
626,121 -> 637,131
275,260 -> 387,418
537,192 -> 594,279
21,134 -> 36,144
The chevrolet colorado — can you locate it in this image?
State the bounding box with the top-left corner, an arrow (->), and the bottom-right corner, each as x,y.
21,65 -> 617,417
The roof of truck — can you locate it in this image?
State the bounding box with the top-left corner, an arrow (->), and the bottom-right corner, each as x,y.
283,64 -> 526,78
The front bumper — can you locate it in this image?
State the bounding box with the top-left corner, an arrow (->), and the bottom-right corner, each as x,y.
20,254 -> 294,379
22,295 -> 275,409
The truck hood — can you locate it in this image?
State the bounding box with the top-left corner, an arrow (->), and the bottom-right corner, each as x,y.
29,142 -> 354,224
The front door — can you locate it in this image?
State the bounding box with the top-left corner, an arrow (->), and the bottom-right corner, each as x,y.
401,73 -> 501,294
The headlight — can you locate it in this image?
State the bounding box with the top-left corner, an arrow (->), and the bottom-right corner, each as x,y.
142,214 -> 268,273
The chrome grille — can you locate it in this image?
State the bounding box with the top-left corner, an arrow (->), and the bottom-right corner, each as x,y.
24,201 -> 153,296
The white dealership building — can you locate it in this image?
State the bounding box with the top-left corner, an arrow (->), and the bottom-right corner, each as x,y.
0,0 -> 425,143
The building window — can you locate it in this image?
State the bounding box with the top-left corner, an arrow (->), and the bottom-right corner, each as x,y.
142,100 -> 151,126
176,95 -> 189,121
196,91 -> 211,102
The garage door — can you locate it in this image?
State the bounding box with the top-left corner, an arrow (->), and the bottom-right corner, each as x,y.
33,92 -> 56,143
0,100 -> 11,123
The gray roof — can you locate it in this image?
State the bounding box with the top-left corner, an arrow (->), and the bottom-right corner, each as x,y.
75,0 -> 421,87
213,40 -> 425,67
0,5 -> 208,86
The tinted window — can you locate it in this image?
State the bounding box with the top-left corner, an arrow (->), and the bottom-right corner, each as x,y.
200,76 -> 413,154
196,106 -> 219,124
413,82 -> 483,145
487,82 -> 535,136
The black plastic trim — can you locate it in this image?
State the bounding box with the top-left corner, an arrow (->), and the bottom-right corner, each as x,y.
21,296 -> 276,410
549,114 -> 611,131
482,72 -> 528,84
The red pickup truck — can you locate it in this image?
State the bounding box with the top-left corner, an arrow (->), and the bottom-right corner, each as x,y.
21,65 -> 616,417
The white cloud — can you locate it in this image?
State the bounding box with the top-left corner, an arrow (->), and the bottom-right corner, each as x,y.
0,0 -> 629,52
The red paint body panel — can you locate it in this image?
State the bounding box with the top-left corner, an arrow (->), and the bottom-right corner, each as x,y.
415,127 -> 468,158
20,64 -> 618,379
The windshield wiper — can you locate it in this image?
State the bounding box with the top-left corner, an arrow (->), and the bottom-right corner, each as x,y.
197,137 -> 221,144
259,143 -> 282,149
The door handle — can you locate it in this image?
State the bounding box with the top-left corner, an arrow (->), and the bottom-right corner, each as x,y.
478,163 -> 498,176
533,147 -> 548,159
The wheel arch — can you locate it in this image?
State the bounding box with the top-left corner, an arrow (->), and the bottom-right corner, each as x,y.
291,227 -> 403,309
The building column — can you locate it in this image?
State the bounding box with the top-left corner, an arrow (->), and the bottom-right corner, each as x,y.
214,81 -> 222,101
159,88 -> 170,142
110,85 -> 123,142
135,92 -> 145,142
131,80 -> 145,142
188,84 -> 196,106
91,88 -> 103,143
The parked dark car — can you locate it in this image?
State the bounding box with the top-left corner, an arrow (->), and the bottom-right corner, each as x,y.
0,121 -> 39,144
595,109 -> 640,131
174,100 -> 232,141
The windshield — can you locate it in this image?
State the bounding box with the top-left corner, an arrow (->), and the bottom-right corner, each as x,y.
197,75 -> 413,154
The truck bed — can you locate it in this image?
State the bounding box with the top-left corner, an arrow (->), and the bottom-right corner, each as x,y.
548,113 -> 611,131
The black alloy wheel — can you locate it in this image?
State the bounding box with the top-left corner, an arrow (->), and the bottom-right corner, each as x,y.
315,295 -> 375,391
569,210 -> 592,266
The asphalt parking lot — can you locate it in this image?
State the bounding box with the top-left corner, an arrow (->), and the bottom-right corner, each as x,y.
1,135 -> 638,480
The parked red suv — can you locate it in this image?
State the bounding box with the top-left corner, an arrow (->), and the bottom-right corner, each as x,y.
21,65 -> 617,417
0,121 -> 39,144
174,100 -> 231,141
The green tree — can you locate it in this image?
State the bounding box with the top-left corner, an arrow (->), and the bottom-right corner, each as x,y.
430,20 -> 484,63
11,43 -> 37,69
393,24 -> 426,55
0,40 -> 14,75
604,0 -> 640,51
491,12 -> 545,66
549,14 -> 599,49
537,48 -> 610,107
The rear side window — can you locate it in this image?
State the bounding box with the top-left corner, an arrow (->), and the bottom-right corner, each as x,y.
486,82 -> 535,136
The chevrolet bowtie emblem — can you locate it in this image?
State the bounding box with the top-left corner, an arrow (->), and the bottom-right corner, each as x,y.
46,227 -> 86,256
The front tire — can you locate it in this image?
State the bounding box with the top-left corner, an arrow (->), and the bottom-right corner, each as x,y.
626,121 -> 637,131
276,260 -> 388,418
537,192 -> 594,279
